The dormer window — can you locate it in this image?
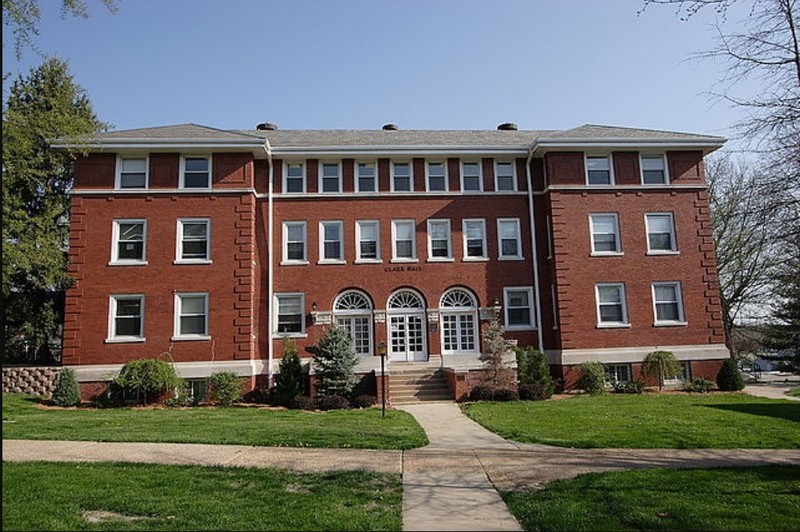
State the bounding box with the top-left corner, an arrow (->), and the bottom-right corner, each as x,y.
117,156 -> 148,189
641,154 -> 668,185
586,155 -> 612,185
181,156 -> 211,189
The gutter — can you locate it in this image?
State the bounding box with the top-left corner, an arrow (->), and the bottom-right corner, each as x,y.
525,145 -> 545,351
266,143 -> 275,387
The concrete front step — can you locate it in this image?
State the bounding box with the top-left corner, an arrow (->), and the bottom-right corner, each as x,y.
390,366 -> 452,403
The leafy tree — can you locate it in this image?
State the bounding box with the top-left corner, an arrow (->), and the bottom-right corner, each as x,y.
716,358 -> 746,390
2,58 -> 107,363
575,362 -> 606,394
515,345 -> 554,399
274,338 -> 304,406
312,324 -> 358,399
641,350 -> 681,391
51,367 -> 80,406
208,372 -> 242,406
479,318 -> 516,392
113,355 -> 182,405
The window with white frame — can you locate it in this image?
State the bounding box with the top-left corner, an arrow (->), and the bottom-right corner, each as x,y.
497,218 -> 522,259
320,163 -> 341,193
586,155 -> 612,185
176,219 -> 210,262
589,214 -> 621,254
117,156 -> 147,189
504,287 -> 534,329
319,221 -> 344,262
641,154 -> 668,185
462,219 -> 487,259
652,282 -> 685,324
181,156 -> 211,188
440,288 -> 478,353
461,162 -> 482,191
645,213 -> 677,253
392,219 -> 416,261
356,220 -> 380,261
427,219 -> 452,260
282,222 -> 307,264
275,293 -> 304,334
112,220 -> 146,263
185,379 -> 208,403
175,293 -> 209,339
392,162 -> 412,192
604,363 -> 631,383
108,295 -> 144,341
495,161 -> 516,191
356,162 -> 377,193
427,162 -> 447,191
334,290 -> 372,356
283,163 -> 305,194
595,283 -> 629,326
665,361 -> 693,384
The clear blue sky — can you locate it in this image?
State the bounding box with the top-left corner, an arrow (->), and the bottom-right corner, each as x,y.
3,0 -> 746,140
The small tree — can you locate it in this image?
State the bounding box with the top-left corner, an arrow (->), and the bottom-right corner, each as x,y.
114,355 -> 182,405
515,346 -> 554,399
575,362 -> 605,394
313,324 -> 358,399
275,338 -> 304,406
51,367 -> 80,407
717,358 -> 746,391
208,372 -> 242,406
641,350 -> 681,391
479,318 -> 516,392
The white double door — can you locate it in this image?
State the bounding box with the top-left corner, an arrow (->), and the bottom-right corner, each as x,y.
389,313 -> 426,362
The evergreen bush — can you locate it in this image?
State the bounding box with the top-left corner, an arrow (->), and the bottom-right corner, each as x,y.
208,372 -> 242,406
313,324 -> 358,399
717,358 -> 746,391
575,362 -> 606,394
51,367 -> 80,407
291,395 -> 317,410
515,346 -> 554,399
114,355 -> 182,404
611,380 -> 646,394
274,339 -> 304,406
518,383 -> 551,401
352,394 -> 377,408
641,350 -> 681,391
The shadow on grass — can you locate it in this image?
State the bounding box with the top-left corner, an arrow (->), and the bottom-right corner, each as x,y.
702,402 -> 800,423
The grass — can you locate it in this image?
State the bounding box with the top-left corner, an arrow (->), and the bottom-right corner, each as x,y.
2,461 -> 401,531
502,466 -> 800,531
1,394 -> 428,449
462,393 -> 800,448
788,388 -> 800,398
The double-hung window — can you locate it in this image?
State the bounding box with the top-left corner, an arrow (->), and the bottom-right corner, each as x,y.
645,213 -> 678,253
461,162 -> 482,192
652,282 -> 685,325
275,293 -> 305,335
462,219 -> 487,260
392,220 -> 416,261
495,162 -> 516,191
284,163 -> 305,194
320,163 -> 341,193
174,293 -> 209,339
392,162 -> 412,192
589,214 -> 621,255
605,364 -> 631,383
112,220 -> 147,264
319,221 -> 344,263
641,154 -> 668,184
117,156 -> 147,189
427,162 -> 447,191
427,219 -> 452,260
497,218 -> 522,260
181,156 -> 211,189
356,220 -> 380,262
504,287 -> 534,330
595,283 -> 629,327
586,155 -> 612,185
176,219 -> 210,263
108,295 -> 144,341
356,162 -> 377,193
282,222 -> 307,264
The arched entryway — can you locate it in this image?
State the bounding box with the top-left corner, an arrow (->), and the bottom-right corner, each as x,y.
387,289 -> 427,362
333,290 -> 373,356
439,287 -> 479,354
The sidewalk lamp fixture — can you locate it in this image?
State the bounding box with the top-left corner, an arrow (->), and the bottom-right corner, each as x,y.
377,341 -> 387,418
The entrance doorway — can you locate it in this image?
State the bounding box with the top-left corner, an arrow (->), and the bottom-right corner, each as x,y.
387,289 -> 427,362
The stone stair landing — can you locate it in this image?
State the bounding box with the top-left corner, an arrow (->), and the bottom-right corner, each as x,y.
390,364 -> 452,404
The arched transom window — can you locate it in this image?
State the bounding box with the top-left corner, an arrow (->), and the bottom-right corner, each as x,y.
387,290 -> 425,310
440,287 -> 478,354
440,288 -> 477,310
334,291 -> 371,312
333,290 -> 372,356
386,289 -> 427,362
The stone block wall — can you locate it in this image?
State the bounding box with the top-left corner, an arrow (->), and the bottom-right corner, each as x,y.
3,366 -> 61,396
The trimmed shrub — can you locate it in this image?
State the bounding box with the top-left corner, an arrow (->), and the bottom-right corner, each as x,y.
52,368 -> 80,407
242,386 -> 273,404
492,388 -> 520,402
575,362 -> 606,394
274,339 -> 304,406
641,350 -> 681,391
316,395 -> 350,411
290,395 -> 317,411
469,385 -> 495,401
352,394 -> 377,408
683,377 -> 716,393
208,372 -> 242,406
611,380 -> 646,394
518,383 -> 551,401
717,358 -> 746,391
313,324 -> 358,399
114,355 -> 182,404
515,346 -> 554,399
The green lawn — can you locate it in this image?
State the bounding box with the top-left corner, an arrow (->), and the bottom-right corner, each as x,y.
1,394 -> 428,449
2,461 -> 401,531
463,393 -> 800,448
788,388 -> 800,398
502,466 -> 800,532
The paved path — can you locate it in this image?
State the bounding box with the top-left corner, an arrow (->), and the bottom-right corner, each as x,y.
744,376 -> 800,402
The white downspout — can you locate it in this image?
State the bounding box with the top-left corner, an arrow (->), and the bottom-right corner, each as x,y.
525,146 -> 545,351
266,145 -> 275,387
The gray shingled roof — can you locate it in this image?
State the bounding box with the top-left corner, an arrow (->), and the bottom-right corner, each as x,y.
544,124 -> 725,141
242,129 -> 551,148
97,123 -> 263,141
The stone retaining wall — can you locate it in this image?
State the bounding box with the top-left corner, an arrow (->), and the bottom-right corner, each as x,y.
2,366 -> 61,396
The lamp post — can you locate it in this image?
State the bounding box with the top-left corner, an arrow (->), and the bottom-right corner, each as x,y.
377,341 -> 387,418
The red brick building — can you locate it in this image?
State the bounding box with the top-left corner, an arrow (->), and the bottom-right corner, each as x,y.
57,123 -> 728,401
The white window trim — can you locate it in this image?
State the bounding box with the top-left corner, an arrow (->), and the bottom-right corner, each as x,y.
173,292 -> 210,341
497,218 -> 523,260
585,154 -> 615,186
640,153 -> 670,185
355,220 -> 382,263
391,219 -> 418,262
273,292 -> 307,338
110,219 -> 148,265
318,162 -> 343,194
503,286 -> 535,331
390,161 -> 413,193
282,221 -> 308,265
494,161 -> 517,192
175,218 -> 212,264
106,294 -> 145,343
426,219 -> 453,262
462,218 -> 488,261
595,283 -> 630,328
652,281 -> 687,326
282,162 -> 306,194
589,213 -> 623,256
115,155 -> 149,190
179,154 -> 212,189
645,212 -> 679,255
425,161 -> 449,192
355,161 -> 378,193
460,161 -> 483,193
318,220 -> 345,264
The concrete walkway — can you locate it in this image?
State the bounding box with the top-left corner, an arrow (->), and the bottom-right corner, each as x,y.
744,374 -> 800,401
